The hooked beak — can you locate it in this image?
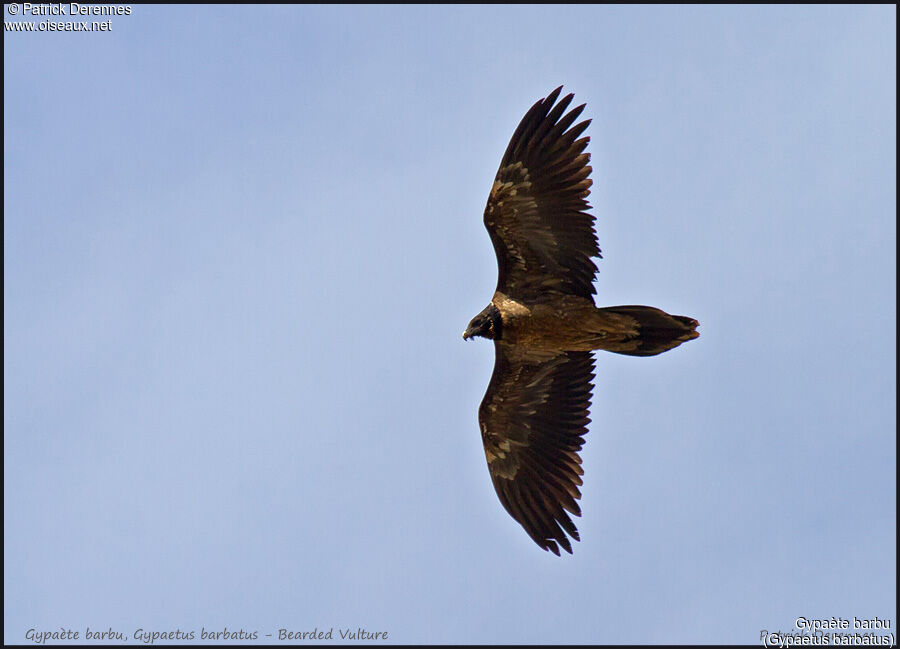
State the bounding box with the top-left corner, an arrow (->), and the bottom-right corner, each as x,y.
462,330 -> 471,340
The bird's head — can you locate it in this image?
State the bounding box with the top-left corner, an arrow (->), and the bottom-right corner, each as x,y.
463,304 -> 502,341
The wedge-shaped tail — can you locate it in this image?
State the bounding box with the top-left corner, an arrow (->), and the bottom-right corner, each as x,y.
595,305 -> 699,357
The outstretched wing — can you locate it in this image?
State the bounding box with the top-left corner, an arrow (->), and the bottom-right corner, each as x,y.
484,86 -> 599,302
479,342 -> 594,555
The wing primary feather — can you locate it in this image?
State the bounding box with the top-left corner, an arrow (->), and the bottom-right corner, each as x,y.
527,93 -> 574,158
546,103 -> 586,147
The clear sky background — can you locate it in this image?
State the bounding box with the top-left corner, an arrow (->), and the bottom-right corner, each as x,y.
4,5 -> 896,645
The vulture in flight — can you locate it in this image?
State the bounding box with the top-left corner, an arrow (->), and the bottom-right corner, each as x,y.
464,87 -> 699,555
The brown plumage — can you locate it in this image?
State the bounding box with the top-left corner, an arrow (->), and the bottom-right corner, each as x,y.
464,87 -> 699,555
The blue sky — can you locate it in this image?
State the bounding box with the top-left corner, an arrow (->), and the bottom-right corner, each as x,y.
4,5 -> 895,645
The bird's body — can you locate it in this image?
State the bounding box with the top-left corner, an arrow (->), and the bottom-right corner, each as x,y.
465,87 -> 699,555
480,291 -> 695,353
489,292 -> 604,350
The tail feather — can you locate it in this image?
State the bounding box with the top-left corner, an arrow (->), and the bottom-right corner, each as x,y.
596,305 -> 699,357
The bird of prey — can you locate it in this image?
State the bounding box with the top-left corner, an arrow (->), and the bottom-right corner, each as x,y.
464,87 -> 699,555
